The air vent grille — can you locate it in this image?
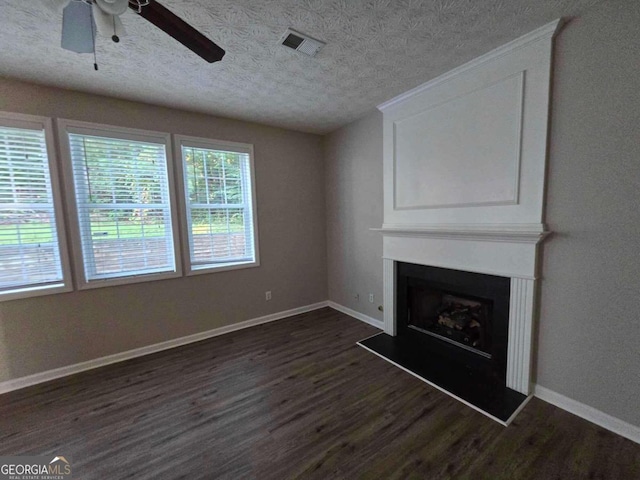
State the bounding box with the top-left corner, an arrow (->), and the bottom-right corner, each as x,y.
279,29 -> 325,57
282,33 -> 304,50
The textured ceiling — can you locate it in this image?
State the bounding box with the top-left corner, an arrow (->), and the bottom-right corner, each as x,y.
0,0 -> 602,134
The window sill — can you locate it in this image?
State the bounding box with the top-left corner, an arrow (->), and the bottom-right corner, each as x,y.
186,259 -> 260,276
0,282 -> 73,302
77,269 -> 182,291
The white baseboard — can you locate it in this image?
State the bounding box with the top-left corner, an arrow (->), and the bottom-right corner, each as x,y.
332,300 -> 640,445
534,385 -> 640,445
327,301 -> 384,330
8,300 -> 636,446
0,301 -> 329,395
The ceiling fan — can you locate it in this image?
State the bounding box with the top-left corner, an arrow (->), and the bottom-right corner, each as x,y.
47,0 -> 225,65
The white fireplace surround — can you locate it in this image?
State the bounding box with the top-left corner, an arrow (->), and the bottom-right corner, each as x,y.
376,20 -> 561,396
380,232 -> 544,395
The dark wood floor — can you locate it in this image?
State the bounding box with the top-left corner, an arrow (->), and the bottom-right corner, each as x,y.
1,308 -> 638,479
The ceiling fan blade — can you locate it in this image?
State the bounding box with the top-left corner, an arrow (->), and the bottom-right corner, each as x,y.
129,1 -> 225,63
61,1 -> 95,54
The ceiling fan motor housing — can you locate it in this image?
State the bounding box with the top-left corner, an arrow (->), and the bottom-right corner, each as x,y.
94,0 -> 129,15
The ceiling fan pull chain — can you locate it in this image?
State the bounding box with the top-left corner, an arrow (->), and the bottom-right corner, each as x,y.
112,16 -> 120,43
90,6 -> 98,71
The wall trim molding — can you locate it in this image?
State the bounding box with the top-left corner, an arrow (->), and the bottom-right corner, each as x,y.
7,298 -> 637,446
506,277 -> 536,394
534,385 -> 640,445
0,301 -> 329,395
382,258 -> 396,335
335,304 -> 640,444
327,301 -> 384,330
373,224 -> 549,244
377,18 -> 562,111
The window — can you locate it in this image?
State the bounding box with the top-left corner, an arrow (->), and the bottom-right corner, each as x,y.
58,120 -> 181,288
2,118 -> 260,296
0,113 -> 71,301
175,136 -> 259,274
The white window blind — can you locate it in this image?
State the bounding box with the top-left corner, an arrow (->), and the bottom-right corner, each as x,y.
67,132 -> 177,282
0,125 -> 66,296
180,142 -> 257,270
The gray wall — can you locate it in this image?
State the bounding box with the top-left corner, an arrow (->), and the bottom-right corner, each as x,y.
324,111 -> 383,321
0,78 -> 327,382
536,0 -> 640,427
324,1 -> 640,428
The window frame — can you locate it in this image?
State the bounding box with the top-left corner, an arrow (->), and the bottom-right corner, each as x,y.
0,111 -> 72,302
173,135 -> 260,276
57,119 -> 183,290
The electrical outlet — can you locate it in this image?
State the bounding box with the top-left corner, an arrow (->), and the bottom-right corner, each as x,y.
369,293 -> 374,303
265,291 -> 272,301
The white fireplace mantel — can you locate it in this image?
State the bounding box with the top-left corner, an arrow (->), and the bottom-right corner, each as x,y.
374,224 -> 550,244
380,238 -> 541,394
376,20 -> 560,398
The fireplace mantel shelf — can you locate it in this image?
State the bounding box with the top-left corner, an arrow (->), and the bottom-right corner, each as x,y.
372,224 -> 550,244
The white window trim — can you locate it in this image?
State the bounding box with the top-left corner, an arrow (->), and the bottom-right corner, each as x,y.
57,119 -> 183,290
173,135 -> 260,276
0,111 -> 73,302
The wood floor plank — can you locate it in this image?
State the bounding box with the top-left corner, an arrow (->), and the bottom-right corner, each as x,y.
1,307 -> 638,479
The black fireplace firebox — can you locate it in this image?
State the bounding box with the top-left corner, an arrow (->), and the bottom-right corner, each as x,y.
358,261 -> 527,422
397,262 -> 510,383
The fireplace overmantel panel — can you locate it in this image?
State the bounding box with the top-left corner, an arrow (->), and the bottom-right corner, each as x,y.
378,19 -> 560,229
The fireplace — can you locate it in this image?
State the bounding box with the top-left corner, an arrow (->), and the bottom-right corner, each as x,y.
397,263 -> 510,384
359,261 -> 526,423
361,21 -> 558,424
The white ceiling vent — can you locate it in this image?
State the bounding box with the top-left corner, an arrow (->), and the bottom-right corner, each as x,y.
279,29 -> 325,57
